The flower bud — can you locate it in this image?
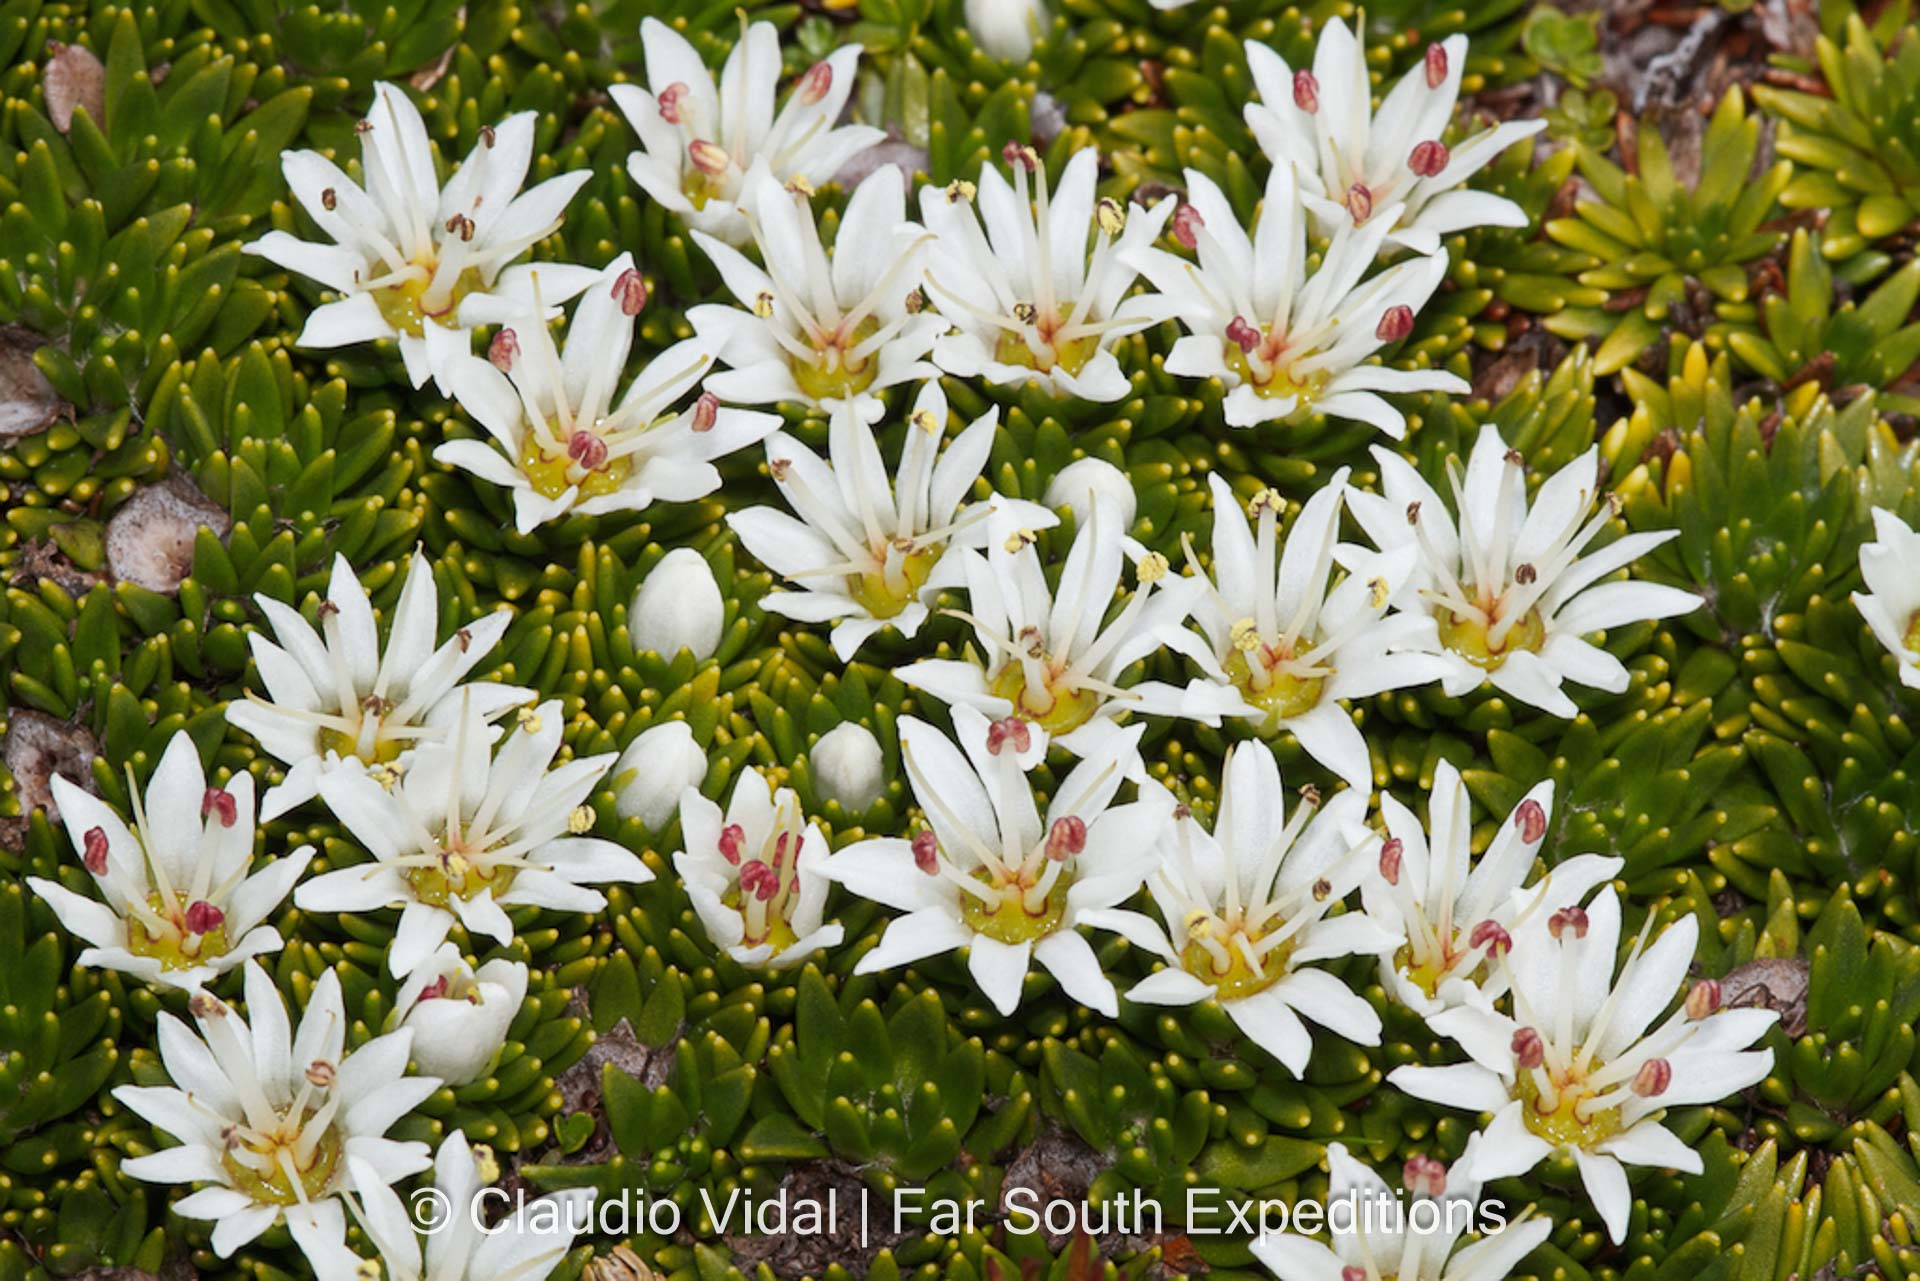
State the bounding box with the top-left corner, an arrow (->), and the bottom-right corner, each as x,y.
1046,815 -> 1087,860
912,829 -> 940,874
630,548 -> 724,661
1409,139 -> 1450,177
1632,1058 -> 1672,1097
184,900 -> 225,935
811,722 -> 886,811
1044,458 -> 1137,535
82,825 -> 109,874
1375,305 -> 1414,343
398,947 -> 527,1086
1515,797 -> 1547,842
1293,70 -> 1320,112
966,0 -> 1046,62
1172,203 -> 1204,249
614,720 -> 710,830
1511,1026 -> 1544,1069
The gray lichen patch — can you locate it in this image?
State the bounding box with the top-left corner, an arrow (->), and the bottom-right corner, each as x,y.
105,473 -> 232,594
2,710 -> 100,825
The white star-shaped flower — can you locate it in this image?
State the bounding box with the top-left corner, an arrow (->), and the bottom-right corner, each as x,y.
1364,758 -> 1620,1017
111,962 -> 437,1263
728,382 -> 1053,661
225,550 -> 534,821
1251,1137 -> 1554,1281
918,145 -> 1174,403
675,768 -> 845,969
1079,744 -> 1394,1074
610,19 -> 883,246
820,708 -> 1168,1016
1389,887 -> 1776,1244
1854,506 -> 1920,689
27,731 -> 313,993
898,505 -> 1202,760
295,1130 -> 592,1281
246,83 -> 596,388
689,163 -> 944,424
1129,470 -> 1451,787
1244,21 -> 1546,255
293,695 -> 649,978
1346,426 -> 1703,718
435,253 -> 781,534
1125,164 -> 1465,434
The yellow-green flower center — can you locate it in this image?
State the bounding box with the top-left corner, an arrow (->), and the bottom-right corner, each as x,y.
1516,1066 -> 1622,1147
1179,919 -> 1296,1000
993,308 -> 1097,376
373,265 -> 485,338
1224,647 -> 1326,732
125,892 -> 232,971
517,434 -> 634,501
1224,333 -> 1330,405
1905,610 -> 1920,656
405,852 -> 518,907
721,885 -> 801,952
1392,937 -> 1482,1002
959,867 -> 1075,945
988,661 -> 1099,735
846,546 -> 943,619
317,725 -> 404,765
792,315 -> 884,402
222,1125 -> 344,1207
1436,606 -> 1547,672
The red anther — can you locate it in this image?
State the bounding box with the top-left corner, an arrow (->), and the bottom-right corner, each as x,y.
1375,305 -> 1414,343
568,431 -> 609,470
657,82 -> 689,125
1548,905 -> 1589,940
201,787 -> 238,828
184,900 -> 225,935
1409,139 -> 1450,178
797,61 -> 833,105
1511,1026 -> 1544,1069
1515,797 -> 1547,843
1402,1153 -> 1447,1198
489,329 -> 519,372
912,829 -> 939,874
1379,837 -> 1403,886
1406,500 -> 1422,524
985,717 -> 1032,756
1425,42 -> 1448,88
739,860 -> 779,900
1172,203 -> 1204,250
1346,183 -> 1373,225
1046,816 -> 1087,861
772,830 -> 792,868
1341,1270 -> 1365,1281
83,826 -> 109,875
613,267 -> 649,316
1000,140 -> 1037,172
1293,70 -> 1320,112
718,824 -> 746,866
1469,918 -> 1512,955
1225,316 -> 1261,353
1632,1058 -> 1672,1097
419,975 -> 450,1001
688,139 -> 728,175
1686,978 -> 1721,1019
692,391 -> 720,432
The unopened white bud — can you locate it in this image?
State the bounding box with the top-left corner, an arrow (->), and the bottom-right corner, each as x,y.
630,548 -> 724,661
965,0 -> 1047,61
811,722 -> 886,811
1043,458 -> 1136,534
615,720 -> 710,830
